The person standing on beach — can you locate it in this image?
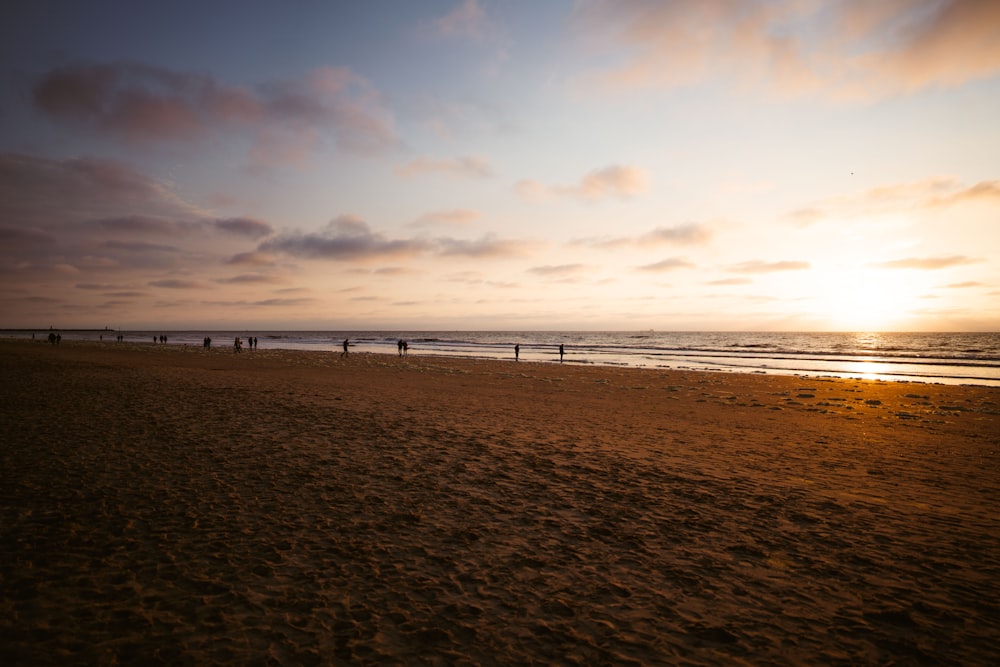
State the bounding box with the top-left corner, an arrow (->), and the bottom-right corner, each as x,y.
559,343 -> 564,362
398,339 -> 403,356
515,343 -> 520,361
342,338 -> 349,356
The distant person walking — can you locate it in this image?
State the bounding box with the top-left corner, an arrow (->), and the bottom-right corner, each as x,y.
559,343 -> 565,362
342,338 -> 349,356
515,343 -> 520,361
398,339 -> 404,356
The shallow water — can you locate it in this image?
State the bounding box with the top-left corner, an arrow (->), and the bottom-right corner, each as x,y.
6,330 -> 1000,386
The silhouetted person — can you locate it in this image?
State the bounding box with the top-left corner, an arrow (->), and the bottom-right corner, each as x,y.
403,341 -> 408,356
342,338 -> 349,356
398,339 -> 404,356
515,343 -> 520,361
559,344 -> 565,362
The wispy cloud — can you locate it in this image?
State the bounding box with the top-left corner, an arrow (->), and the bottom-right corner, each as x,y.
101,240 -> 180,253
395,155 -> 494,179
639,223 -> 713,246
214,217 -> 274,239
427,0 -> 491,40
728,260 -> 810,274
516,165 -> 649,201
527,263 -> 589,277
409,209 -> 481,228
707,277 -> 753,286
636,257 -> 694,272
785,178 -> 1000,225
434,234 -> 528,258
571,223 -> 714,250
148,278 -> 206,289
573,0 -> 1000,100
215,273 -> 282,284
873,255 -> 982,270
225,251 -> 277,267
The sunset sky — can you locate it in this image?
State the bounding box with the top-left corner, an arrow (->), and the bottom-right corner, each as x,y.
2,0 -> 998,331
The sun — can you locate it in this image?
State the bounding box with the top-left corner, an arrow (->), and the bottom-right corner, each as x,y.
814,268 -> 919,331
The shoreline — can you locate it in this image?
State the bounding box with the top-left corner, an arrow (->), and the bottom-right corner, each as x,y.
7,334 -> 1000,387
2,339 -> 999,664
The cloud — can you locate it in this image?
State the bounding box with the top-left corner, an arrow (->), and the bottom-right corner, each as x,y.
215,273 -> 281,284
202,297 -> 317,308
0,153 -> 202,227
573,0 -> 1000,100
707,278 -> 753,286
516,165 -> 649,201
927,180 -> 1000,207
785,207 -> 825,228
873,255 -> 982,270
80,215 -> 184,236
395,155 -> 494,179
260,215 -> 430,261
786,177 -> 1000,223
148,278 -> 206,289
428,0 -> 491,40
434,234 -> 529,258
0,225 -> 57,250
32,61 -> 397,162
527,264 -> 589,277
225,251 -> 277,267
944,281 -> 984,288
638,223 -> 713,245
636,257 -> 694,272
0,153 -> 291,286
214,217 -> 274,239
260,215 -> 528,263
409,208 -> 481,228
570,222 -> 713,250
101,240 -> 180,253
729,260 -> 810,274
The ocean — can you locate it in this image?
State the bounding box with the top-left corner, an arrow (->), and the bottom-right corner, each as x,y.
8,329 -> 1000,387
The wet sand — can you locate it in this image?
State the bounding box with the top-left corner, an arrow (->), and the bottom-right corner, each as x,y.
2,339 -> 999,665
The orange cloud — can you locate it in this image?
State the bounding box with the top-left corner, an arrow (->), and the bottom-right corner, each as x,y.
636,257 -> 694,272
574,0 -> 1000,100
516,165 -> 648,201
873,255 -> 982,270
395,155 -> 494,179
729,260 -> 810,274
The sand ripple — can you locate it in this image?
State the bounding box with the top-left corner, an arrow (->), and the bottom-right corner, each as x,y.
2,341 -> 999,665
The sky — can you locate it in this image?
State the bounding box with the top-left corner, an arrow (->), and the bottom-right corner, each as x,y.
1,0 -> 998,332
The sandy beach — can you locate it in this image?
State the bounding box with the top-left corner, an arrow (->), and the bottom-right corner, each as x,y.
1,339 -> 998,665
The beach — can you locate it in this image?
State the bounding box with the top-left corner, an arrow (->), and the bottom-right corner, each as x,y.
2,339 -> 998,665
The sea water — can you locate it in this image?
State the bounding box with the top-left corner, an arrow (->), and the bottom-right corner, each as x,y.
6,330 -> 1000,387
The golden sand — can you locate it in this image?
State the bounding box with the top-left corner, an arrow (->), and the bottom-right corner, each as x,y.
2,339 -> 998,665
